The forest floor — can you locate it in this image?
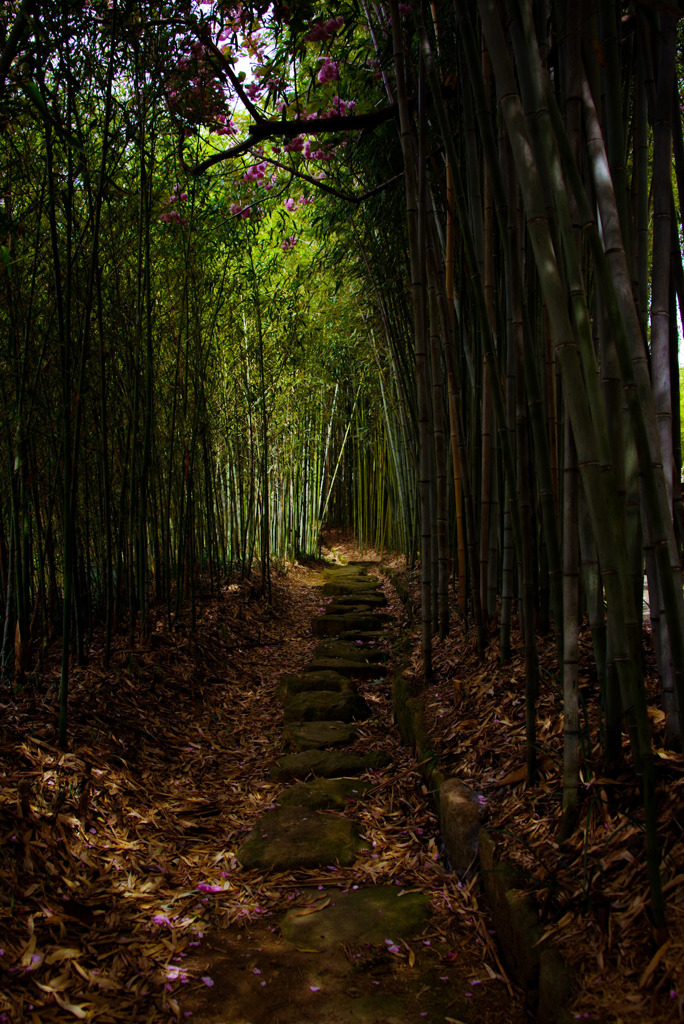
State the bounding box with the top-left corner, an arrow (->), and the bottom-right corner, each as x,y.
371,543 -> 684,1024
0,549 -> 523,1024
0,539 -> 681,1024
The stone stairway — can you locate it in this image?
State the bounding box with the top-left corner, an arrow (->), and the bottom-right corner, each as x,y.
183,563 -> 525,1024
236,561 -> 430,946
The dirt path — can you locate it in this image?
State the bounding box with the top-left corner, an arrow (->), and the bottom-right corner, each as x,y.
177,562 -> 525,1024
0,559 -> 524,1024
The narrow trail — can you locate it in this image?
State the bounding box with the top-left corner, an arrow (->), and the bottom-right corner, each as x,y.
0,558 -> 525,1024
181,561 -> 525,1024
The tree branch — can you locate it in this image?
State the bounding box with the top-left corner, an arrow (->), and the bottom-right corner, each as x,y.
182,103 -> 401,175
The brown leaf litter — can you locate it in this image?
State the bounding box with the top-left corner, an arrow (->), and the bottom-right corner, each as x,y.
0,558 -> 524,1024
386,560 -> 684,1024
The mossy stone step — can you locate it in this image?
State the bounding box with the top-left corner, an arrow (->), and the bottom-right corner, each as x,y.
283,720 -> 358,751
339,630 -> 387,643
278,671 -> 355,701
323,602 -> 377,616
322,566 -> 369,578
277,777 -> 372,810
313,640 -> 388,663
283,689 -> 370,723
271,749 -> 390,781
324,592 -> 387,608
236,806 -> 367,870
304,659 -> 387,680
280,886 -> 431,950
321,580 -> 381,596
312,613 -> 389,637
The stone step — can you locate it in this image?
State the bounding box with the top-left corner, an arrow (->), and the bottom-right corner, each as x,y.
312,613 -> 389,637
323,592 -> 387,608
304,658 -> 387,680
236,806 -> 367,870
280,886 -> 430,950
313,640 -> 388,663
283,720 -> 358,751
277,777 -> 371,809
278,671 -> 355,702
323,602 -> 378,616
283,689 -> 370,724
339,630 -> 387,643
321,580 -> 381,596
271,749 -> 390,781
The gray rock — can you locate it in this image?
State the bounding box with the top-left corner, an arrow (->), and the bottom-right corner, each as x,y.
438,778 -> 482,875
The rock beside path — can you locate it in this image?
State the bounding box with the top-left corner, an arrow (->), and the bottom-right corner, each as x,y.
280,886 -> 431,949
237,807 -> 367,870
271,749 -> 390,781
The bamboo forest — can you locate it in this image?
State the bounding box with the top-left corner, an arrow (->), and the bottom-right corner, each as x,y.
1,0 -> 684,1021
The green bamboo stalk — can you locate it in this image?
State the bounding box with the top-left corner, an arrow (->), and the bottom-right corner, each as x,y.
479,0 -> 664,924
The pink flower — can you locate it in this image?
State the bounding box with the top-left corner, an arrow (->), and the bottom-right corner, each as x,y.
201,976 -> 214,987
152,912 -> 173,927
284,135 -> 304,153
284,198 -> 296,211
317,57 -> 339,84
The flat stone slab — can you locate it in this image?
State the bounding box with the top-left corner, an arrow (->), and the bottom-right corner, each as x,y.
325,593 -> 387,608
314,640 -> 388,663
271,749 -> 390,781
283,720 -> 358,751
322,567 -> 372,577
278,777 -> 372,809
321,580 -> 381,596
278,671 -> 355,701
236,807 -> 367,870
280,886 -> 431,949
305,659 -> 387,680
324,602 -> 377,615
312,613 -> 389,637
339,630 -> 387,642
283,689 -> 370,723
